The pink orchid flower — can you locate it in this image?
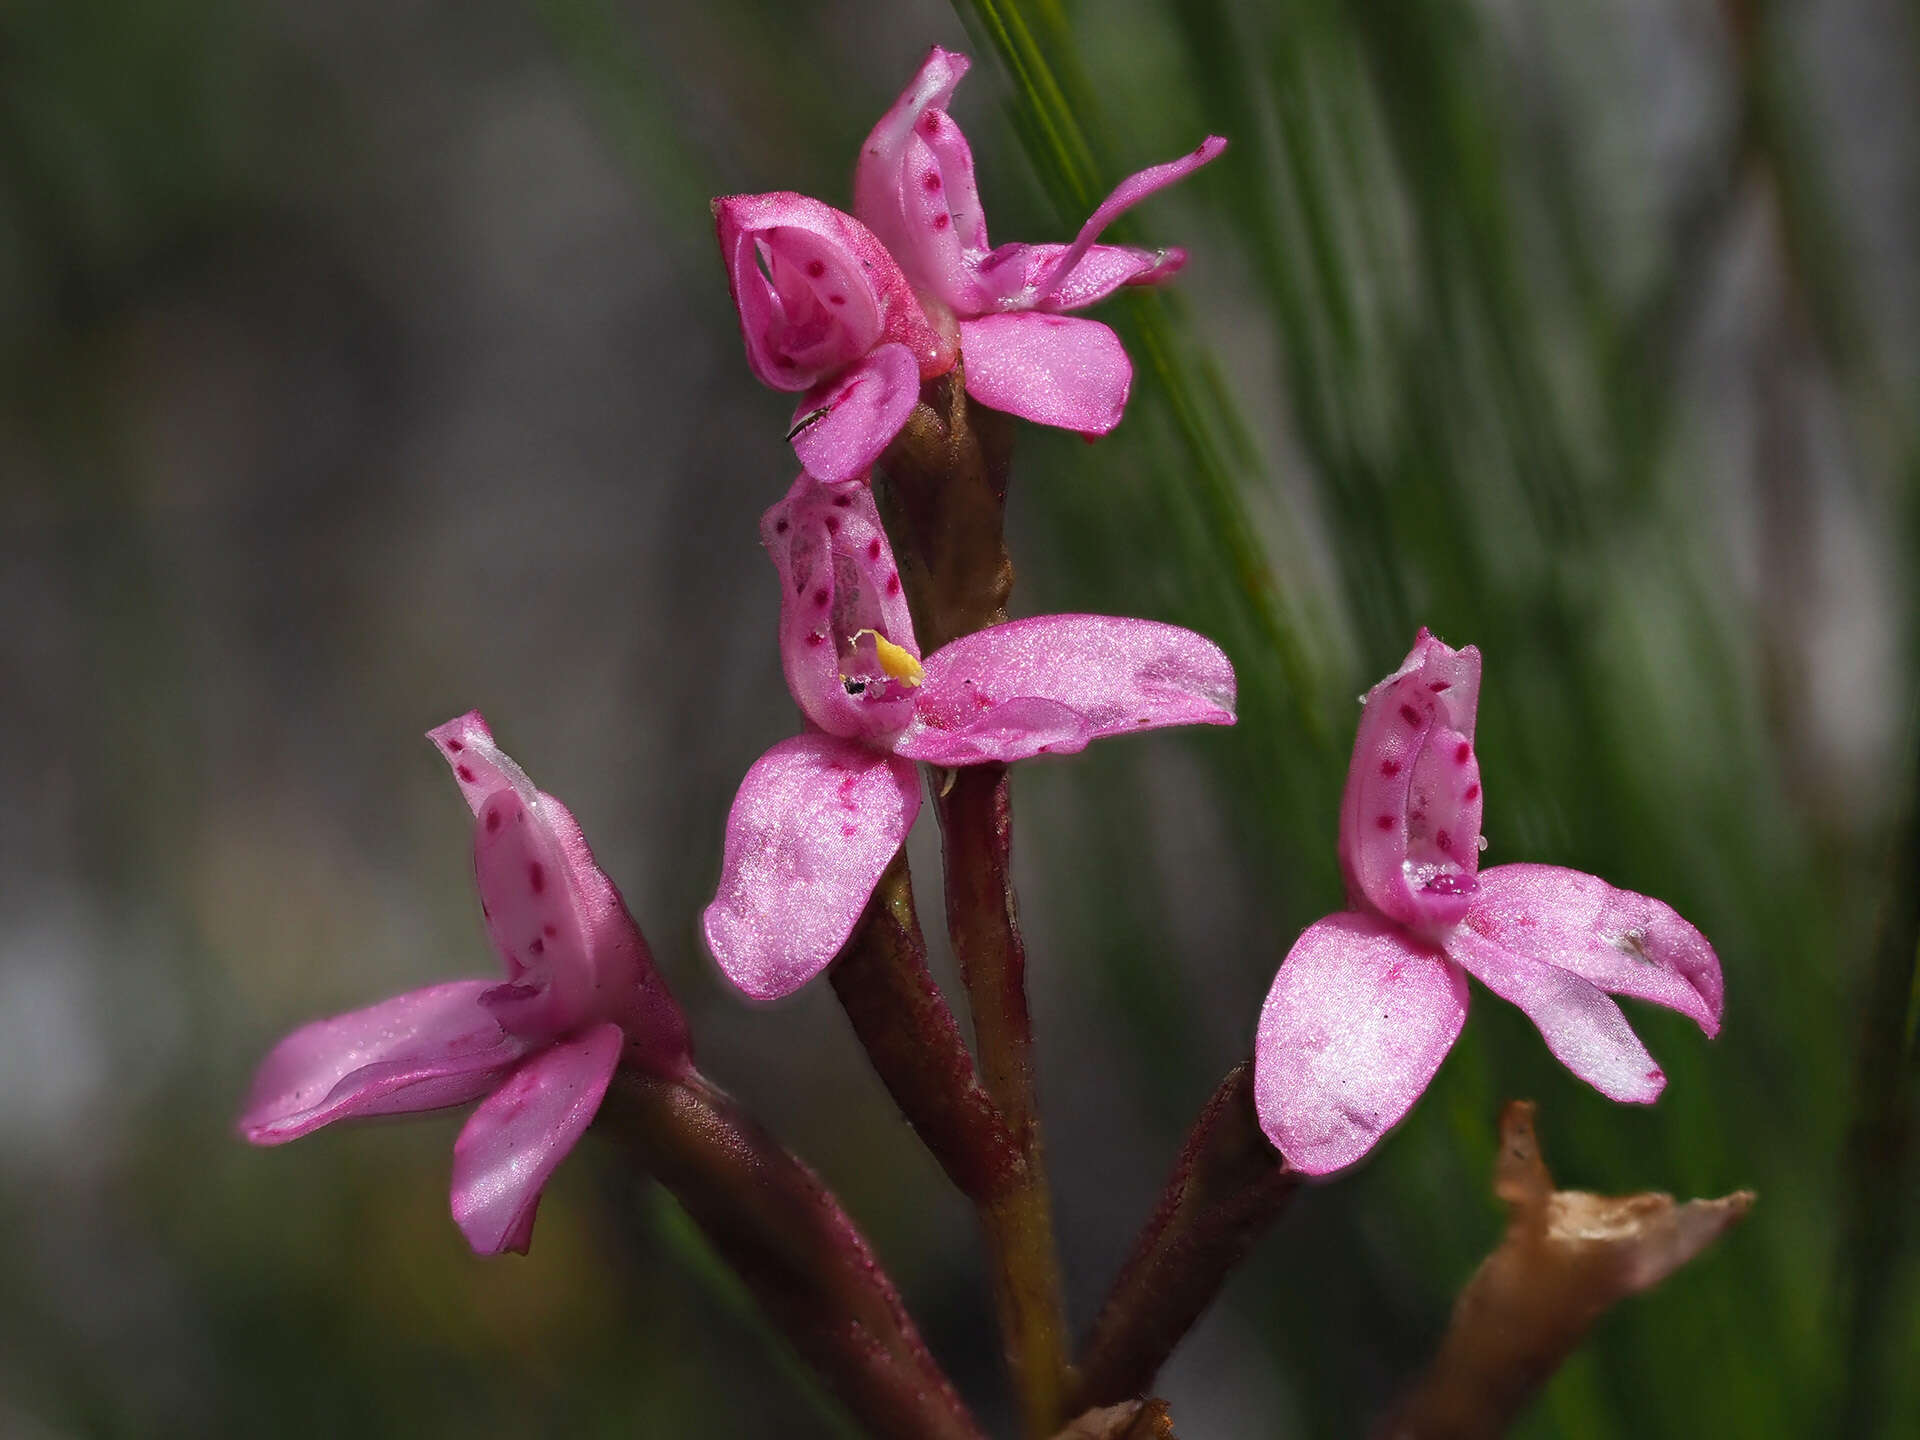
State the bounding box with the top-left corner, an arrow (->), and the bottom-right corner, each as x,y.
703,473 -> 1237,1000
1253,630 -> 1724,1176
854,46 -> 1226,435
715,191 -> 957,483
238,713 -> 690,1254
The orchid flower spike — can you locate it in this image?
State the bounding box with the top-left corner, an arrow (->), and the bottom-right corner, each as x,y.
703,473 -> 1237,1000
715,191 -> 957,483
1253,631 -> 1724,1176
855,46 -> 1226,435
238,714 -> 690,1254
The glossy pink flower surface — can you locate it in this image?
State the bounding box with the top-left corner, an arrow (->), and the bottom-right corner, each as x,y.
238,713 -> 690,1254
703,473 -> 1237,1000
716,191 -> 956,482
855,46 -> 1225,435
1253,631 -> 1724,1176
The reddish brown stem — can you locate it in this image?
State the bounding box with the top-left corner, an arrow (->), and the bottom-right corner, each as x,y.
875,367 -> 1072,1438
597,1067 -> 985,1440
829,846 -> 1021,1203
1072,1063 -> 1300,1411
937,762 -> 1071,1438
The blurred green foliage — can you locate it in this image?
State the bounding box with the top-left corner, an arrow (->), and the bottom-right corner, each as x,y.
2,0 -> 1916,1436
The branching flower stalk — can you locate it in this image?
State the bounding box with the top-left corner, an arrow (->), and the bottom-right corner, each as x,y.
233,39 -> 1751,1440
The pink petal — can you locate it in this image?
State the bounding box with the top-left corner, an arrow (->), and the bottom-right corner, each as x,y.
892,695 -> 1093,767
854,46 -> 993,312
1446,925 -> 1668,1103
450,1022 -> 623,1255
1027,136 -> 1226,304
427,718 -> 688,1072
894,614 -> 1236,764
713,192 -> 952,391
539,793 -> 691,1078
1463,864 -> 1723,1035
975,241 -> 1188,312
789,343 -> 921,483
1253,912 -> 1469,1175
762,473 -> 922,744
1337,630 -> 1485,935
238,981 -> 529,1144
703,734 -> 921,1000
427,711 -> 538,817
958,314 -> 1132,433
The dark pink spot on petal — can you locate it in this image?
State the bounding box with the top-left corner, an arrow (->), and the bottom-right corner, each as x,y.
1647,1067 -> 1665,1084
1381,759 -> 1401,777
922,114 -> 940,135
1429,681 -> 1451,693
932,213 -> 951,230
775,356 -> 796,370
774,518 -> 789,534
1463,783 -> 1480,801
1398,703 -> 1422,727
1375,815 -> 1395,831
867,538 -> 883,560
543,923 -> 557,937
528,862 -> 546,894
805,260 -> 826,279
812,587 -> 830,607
444,739 -> 464,752
456,765 -> 475,783
832,494 -> 853,508
485,809 -> 502,833
1455,742 -> 1472,764
842,823 -> 858,838
824,516 -> 840,535
1437,830 -> 1453,853
805,632 -> 825,647
923,171 -> 942,191
828,294 -> 846,306
885,574 -> 901,596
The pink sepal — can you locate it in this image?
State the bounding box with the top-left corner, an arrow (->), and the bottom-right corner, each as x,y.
1253,913 -> 1469,1176
762,474 -> 922,743
1446,926 -> 1667,1103
1462,864 -> 1722,1034
237,981 -> 529,1144
450,1022 -> 623,1255
959,314 -> 1132,434
702,734 -> 921,1000
714,191 -> 953,392
1338,629 -> 1485,935
789,343 -> 922,483
895,614 -> 1236,764
1022,136 -> 1227,305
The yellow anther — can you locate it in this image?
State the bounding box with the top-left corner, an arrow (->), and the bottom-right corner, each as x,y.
853,629 -> 924,687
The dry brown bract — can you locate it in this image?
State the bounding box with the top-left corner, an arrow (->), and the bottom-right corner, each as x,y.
1376,1100 -> 1754,1440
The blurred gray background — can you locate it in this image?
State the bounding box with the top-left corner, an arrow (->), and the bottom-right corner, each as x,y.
2,0 -> 1916,1435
